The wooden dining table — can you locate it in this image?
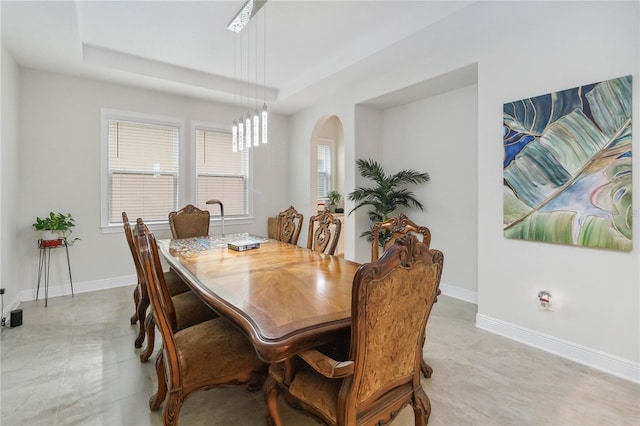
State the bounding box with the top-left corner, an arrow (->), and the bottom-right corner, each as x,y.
157,234 -> 360,363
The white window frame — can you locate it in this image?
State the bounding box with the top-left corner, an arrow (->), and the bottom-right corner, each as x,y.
100,109 -> 186,232
316,138 -> 336,201
190,121 -> 254,226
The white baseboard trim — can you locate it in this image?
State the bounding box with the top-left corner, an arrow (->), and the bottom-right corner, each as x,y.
476,313 -> 640,384
439,282 -> 478,304
10,275 -> 136,310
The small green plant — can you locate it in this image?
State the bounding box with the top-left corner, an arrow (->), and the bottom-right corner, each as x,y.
327,190 -> 342,206
32,212 -> 79,242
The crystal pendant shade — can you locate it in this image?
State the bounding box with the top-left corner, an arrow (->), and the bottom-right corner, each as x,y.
261,103 -> 268,144
253,110 -> 260,146
245,114 -> 252,148
232,121 -> 238,152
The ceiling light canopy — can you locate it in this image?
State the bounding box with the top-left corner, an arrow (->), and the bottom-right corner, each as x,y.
227,0 -> 268,33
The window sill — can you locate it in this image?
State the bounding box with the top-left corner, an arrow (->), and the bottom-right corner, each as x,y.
100,217 -> 255,234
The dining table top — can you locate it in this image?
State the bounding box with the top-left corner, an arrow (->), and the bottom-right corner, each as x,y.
157,233 -> 360,363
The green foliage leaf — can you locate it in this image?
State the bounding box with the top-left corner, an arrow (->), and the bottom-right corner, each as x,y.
504,211 -> 575,245
578,216 -> 631,251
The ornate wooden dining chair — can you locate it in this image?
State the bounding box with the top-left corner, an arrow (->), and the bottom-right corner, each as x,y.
122,212 -> 216,362
307,210 -> 342,255
135,219 -> 266,426
124,212 -> 189,348
371,213 -> 437,378
276,206 -> 303,245
169,204 -> 210,239
265,235 -> 443,426
371,213 -> 431,262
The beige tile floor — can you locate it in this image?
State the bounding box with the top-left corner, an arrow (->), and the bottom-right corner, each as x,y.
1,286 -> 639,426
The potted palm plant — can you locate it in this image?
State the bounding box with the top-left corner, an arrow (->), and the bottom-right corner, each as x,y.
32,212 -> 79,244
348,159 -> 430,242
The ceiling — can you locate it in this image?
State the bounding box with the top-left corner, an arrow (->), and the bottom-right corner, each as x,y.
1,1 -> 473,114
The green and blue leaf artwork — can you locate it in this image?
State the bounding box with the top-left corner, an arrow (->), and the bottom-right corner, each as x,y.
503,76 -> 632,251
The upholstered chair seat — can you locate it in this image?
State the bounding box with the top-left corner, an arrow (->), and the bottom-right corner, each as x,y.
287,361 -> 342,422
174,317 -> 265,387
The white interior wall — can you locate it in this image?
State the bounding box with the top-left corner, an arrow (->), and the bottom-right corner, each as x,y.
352,105 -> 384,263
1,45 -> 20,308
473,1 -> 639,380
383,84 -> 478,301
287,1 -> 639,381
15,69 -> 288,303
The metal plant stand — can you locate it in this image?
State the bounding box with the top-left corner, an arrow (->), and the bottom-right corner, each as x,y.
36,238 -> 74,307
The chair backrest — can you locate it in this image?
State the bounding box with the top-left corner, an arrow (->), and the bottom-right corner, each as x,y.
133,218 -> 179,333
371,213 -> 431,261
135,219 -> 182,387
122,212 -> 145,288
169,204 -> 210,239
276,206 -> 303,245
307,210 -> 342,255
342,234 -> 443,419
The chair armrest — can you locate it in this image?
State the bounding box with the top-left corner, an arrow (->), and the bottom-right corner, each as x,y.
298,349 -> 354,378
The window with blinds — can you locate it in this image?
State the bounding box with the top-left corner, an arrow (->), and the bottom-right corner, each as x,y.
195,128 -> 249,217
107,119 -> 180,224
317,143 -> 333,199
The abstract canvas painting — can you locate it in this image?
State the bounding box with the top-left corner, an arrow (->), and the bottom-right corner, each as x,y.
503,76 -> 632,250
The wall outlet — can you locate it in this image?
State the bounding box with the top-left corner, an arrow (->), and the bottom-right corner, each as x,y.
1,317 -> 5,326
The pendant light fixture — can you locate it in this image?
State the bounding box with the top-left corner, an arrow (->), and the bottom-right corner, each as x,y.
261,3 -> 268,144
252,13 -> 260,147
245,112 -> 252,148
232,120 -> 238,152
228,0 -> 268,151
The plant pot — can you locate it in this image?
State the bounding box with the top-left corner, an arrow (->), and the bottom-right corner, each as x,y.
41,230 -> 60,241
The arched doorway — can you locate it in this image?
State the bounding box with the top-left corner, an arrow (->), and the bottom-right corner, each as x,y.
309,115 -> 345,254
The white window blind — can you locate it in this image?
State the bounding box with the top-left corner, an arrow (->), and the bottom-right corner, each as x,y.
196,129 -> 249,217
317,144 -> 333,199
108,119 -> 179,223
